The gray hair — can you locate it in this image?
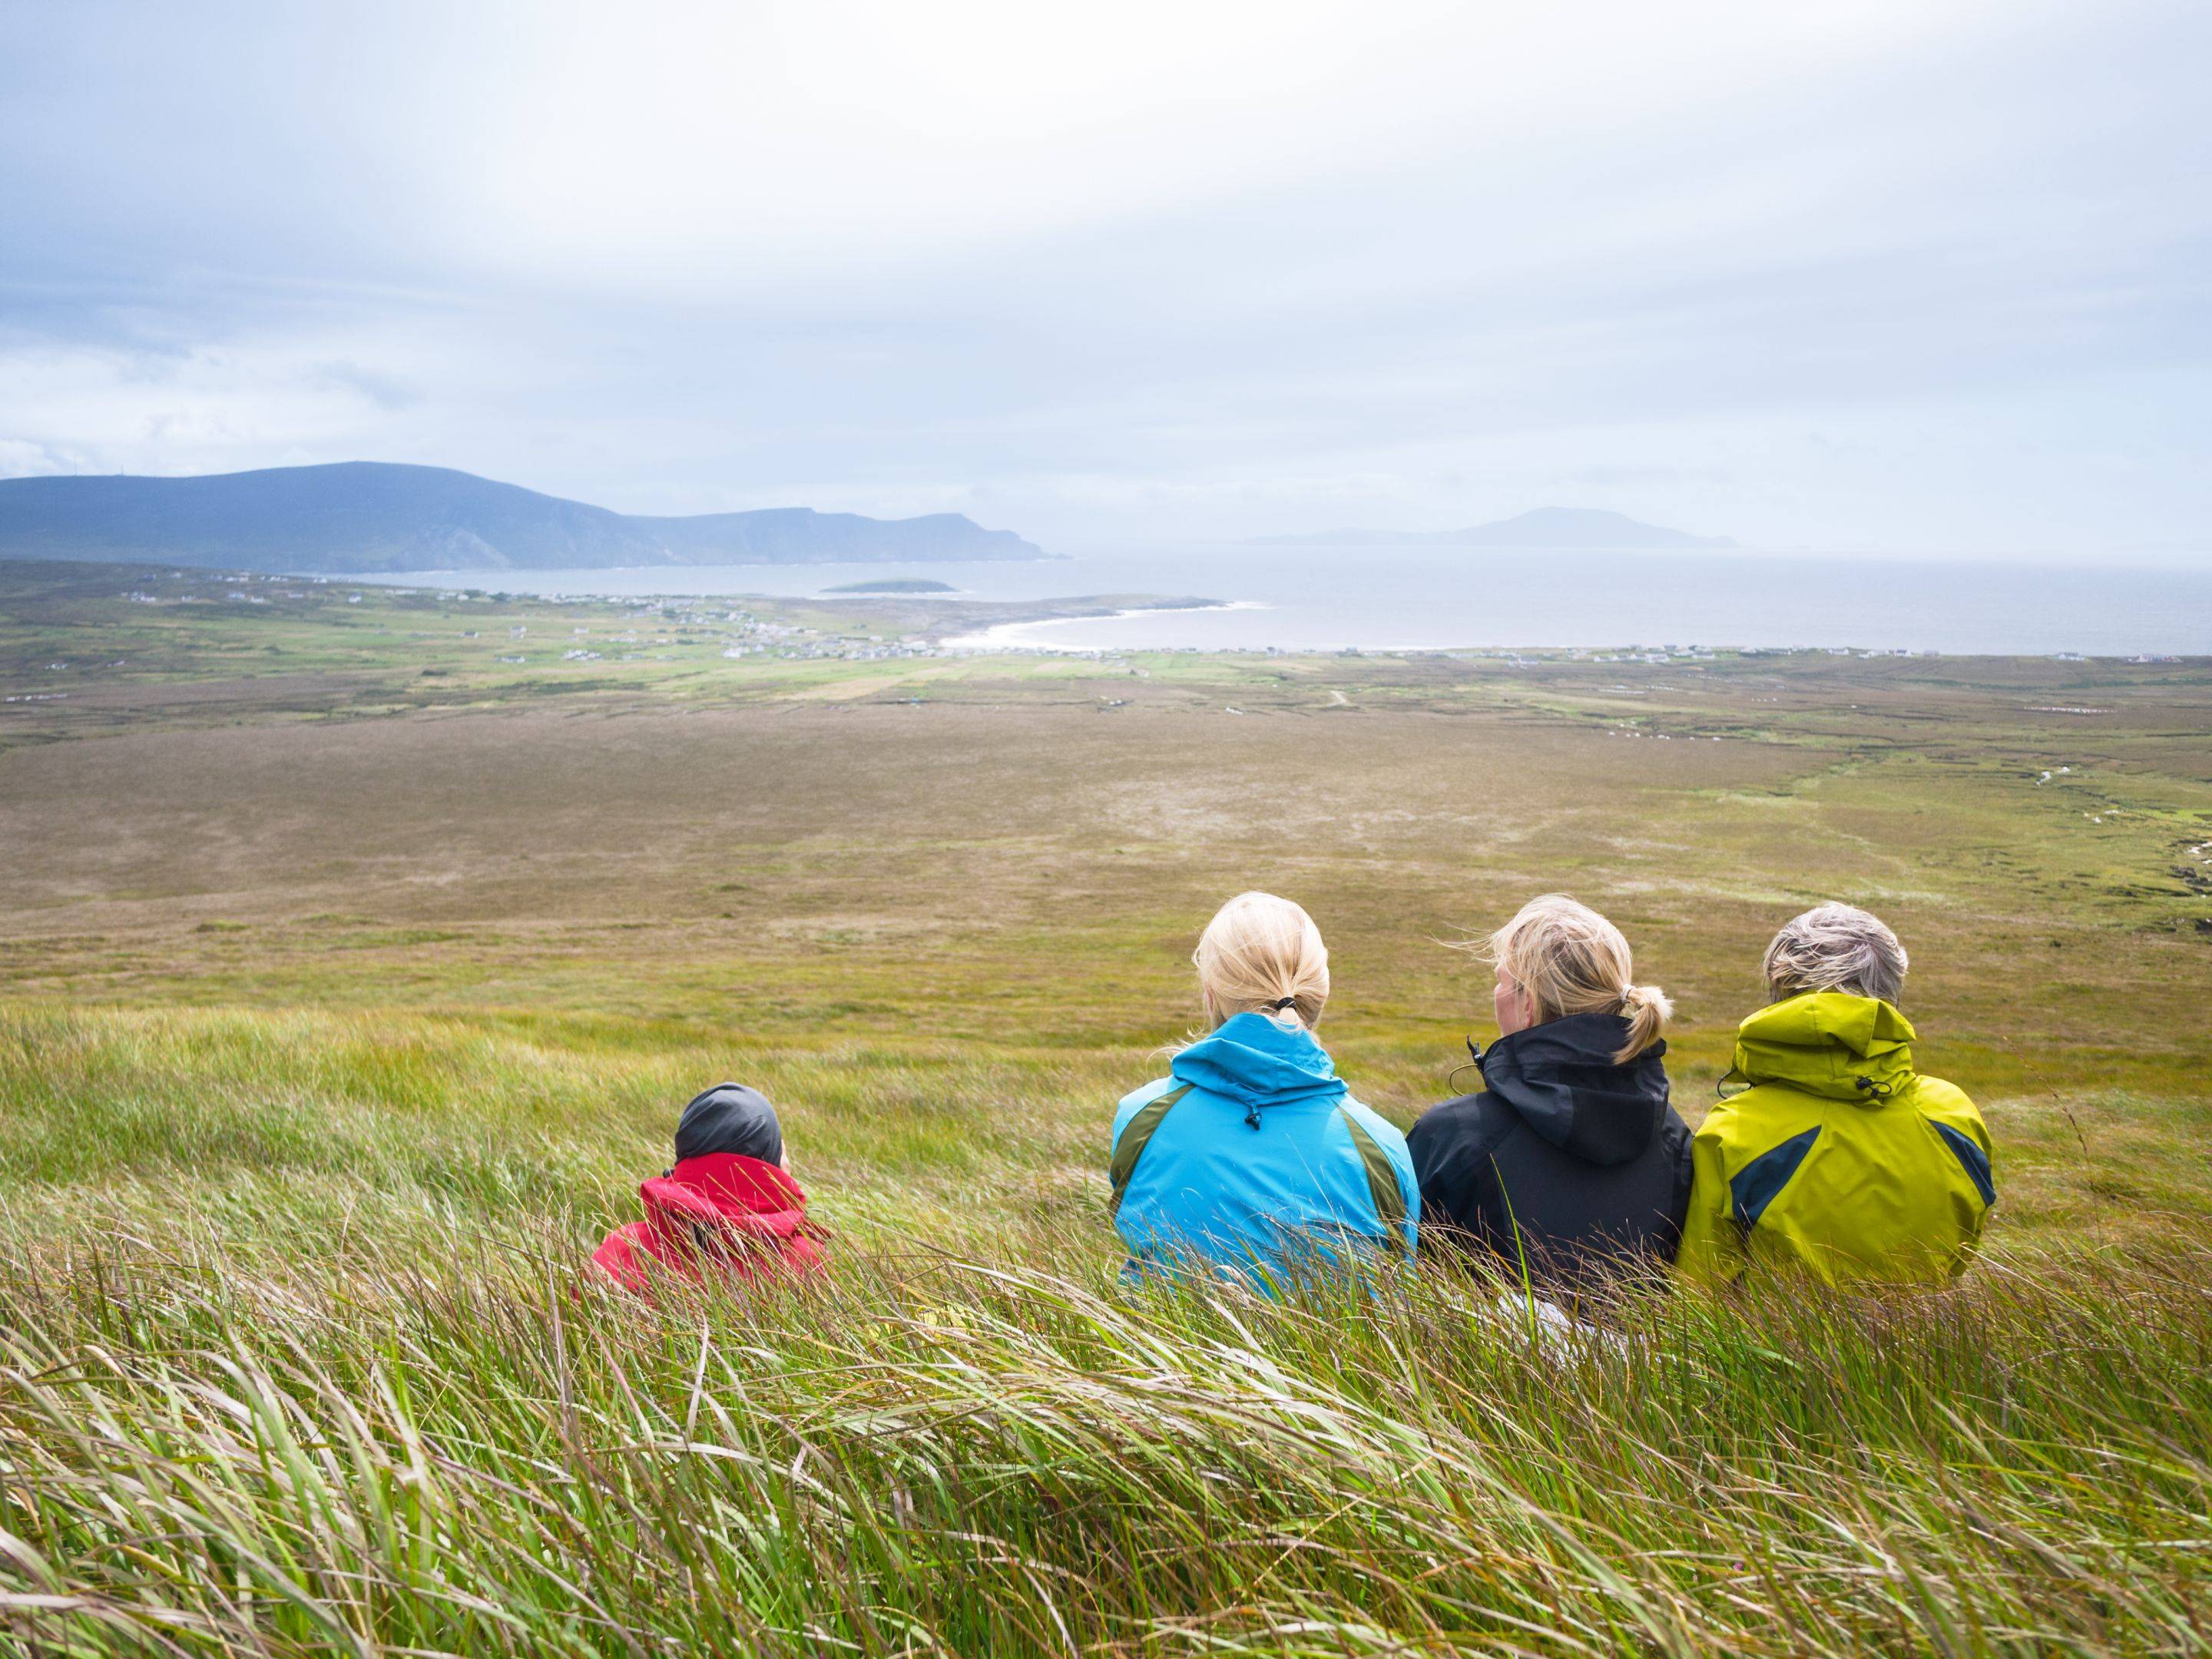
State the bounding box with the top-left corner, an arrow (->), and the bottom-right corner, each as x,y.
1763,903 -> 1908,1005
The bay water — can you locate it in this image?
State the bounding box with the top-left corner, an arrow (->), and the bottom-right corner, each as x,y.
365,544 -> 2212,656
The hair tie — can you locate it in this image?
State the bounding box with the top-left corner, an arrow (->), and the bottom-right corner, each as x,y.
1269,996 -> 1298,1012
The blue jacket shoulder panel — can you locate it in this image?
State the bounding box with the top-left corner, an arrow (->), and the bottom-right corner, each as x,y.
1113,1075 -> 1182,1147
1336,1094 -> 1421,1237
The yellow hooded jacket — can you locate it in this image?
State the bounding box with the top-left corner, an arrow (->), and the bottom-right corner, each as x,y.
1677,992 -> 1993,1286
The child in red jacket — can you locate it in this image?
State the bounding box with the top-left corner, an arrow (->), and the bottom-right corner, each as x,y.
592,1083 -> 826,1300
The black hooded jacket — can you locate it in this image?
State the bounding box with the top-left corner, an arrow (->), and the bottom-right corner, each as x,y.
1406,1012 -> 1693,1292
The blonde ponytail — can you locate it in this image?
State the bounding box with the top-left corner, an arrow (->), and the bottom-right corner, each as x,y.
1617,982 -> 1674,1065
1480,894 -> 1669,1064
1193,892 -> 1330,1029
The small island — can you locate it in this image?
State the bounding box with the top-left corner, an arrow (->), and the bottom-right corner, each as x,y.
823,578 -> 959,594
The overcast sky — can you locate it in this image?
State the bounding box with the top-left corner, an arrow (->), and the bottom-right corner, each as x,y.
2,0 -> 2207,558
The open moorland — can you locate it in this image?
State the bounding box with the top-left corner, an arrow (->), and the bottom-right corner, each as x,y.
2,558 -> 2210,1655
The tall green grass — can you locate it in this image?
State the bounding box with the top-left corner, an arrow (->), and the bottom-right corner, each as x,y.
3,1210 -> 2209,1654
3,1002 -> 2210,1654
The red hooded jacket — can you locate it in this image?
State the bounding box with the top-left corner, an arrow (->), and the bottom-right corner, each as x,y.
591,1153 -> 826,1300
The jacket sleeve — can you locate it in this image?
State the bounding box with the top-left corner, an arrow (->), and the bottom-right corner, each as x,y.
1674,1119 -> 1747,1287
1407,1098 -> 1501,1257
1390,1132 -> 1422,1244
1959,1095 -> 1995,1256
591,1223 -> 651,1296
1111,1078 -> 1174,1161
1914,1078 -> 1995,1274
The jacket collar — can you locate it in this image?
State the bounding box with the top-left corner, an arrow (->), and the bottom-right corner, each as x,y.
1170,1011 -> 1348,1114
1480,1012 -> 1670,1166
642,1153 -> 808,1245
1732,991 -> 1918,1102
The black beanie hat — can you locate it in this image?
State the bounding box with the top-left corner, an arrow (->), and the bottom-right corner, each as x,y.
673,1082 -> 783,1167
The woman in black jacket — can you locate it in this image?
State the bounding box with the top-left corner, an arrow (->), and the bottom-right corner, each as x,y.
1408,894 -> 1692,1295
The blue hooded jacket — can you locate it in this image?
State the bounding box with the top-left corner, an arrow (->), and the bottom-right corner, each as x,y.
1111,1012 -> 1419,1289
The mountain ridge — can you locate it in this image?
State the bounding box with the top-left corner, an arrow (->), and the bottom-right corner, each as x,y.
0,461 -> 1051,571
1252,507 -> 1736,550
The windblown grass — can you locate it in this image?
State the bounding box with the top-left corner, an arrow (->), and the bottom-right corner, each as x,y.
2,1010 -> 2208,1657
4,1000 -> 2207,1654
2,1210 -> 2208,1657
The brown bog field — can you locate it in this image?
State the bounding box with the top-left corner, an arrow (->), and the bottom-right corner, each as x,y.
2,560 -> 2210,1655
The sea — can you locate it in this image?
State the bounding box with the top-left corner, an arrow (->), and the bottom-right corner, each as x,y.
362,544 -> 2212,657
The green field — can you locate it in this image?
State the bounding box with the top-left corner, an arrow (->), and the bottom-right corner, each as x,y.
2,559 -> 2210,1655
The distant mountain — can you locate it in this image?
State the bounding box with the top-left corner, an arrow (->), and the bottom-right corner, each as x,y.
0,462 -> 1050,571
1253,507 -> 1736,550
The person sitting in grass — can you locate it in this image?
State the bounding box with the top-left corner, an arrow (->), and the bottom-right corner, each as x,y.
592,1083 -> 826,1301
1407,894 -> 1691,1296
1677,903 -> 1995,1287
1109,890 -> 1418,1290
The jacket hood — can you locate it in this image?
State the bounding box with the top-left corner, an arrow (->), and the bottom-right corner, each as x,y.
641,1153 -> 809,1248
1733,991 -> 1919,1102
1479,1012 -> 1671,1167
1171,1011 -> 1349,1114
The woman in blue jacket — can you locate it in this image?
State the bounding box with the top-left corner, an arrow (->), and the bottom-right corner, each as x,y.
1109,891 -> 1419,1290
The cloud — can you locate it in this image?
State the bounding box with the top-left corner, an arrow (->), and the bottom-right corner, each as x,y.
0,437 -> 90,478
1,0 -> 2207,556
306,361 -> 421,412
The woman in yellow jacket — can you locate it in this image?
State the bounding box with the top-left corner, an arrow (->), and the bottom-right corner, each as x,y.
1677,904 -> 1994,1286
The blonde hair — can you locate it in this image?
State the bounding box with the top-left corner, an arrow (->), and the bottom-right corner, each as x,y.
1194,892 -> 1330,1028
1481,894 -> 1670,1064
1763,902 -> 1907,1005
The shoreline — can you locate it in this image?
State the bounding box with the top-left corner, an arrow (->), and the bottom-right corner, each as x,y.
319,551 -> 2212,656
941,599 -> 1254,651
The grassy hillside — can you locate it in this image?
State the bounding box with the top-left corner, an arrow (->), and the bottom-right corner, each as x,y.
2,561 -> 2209,1654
